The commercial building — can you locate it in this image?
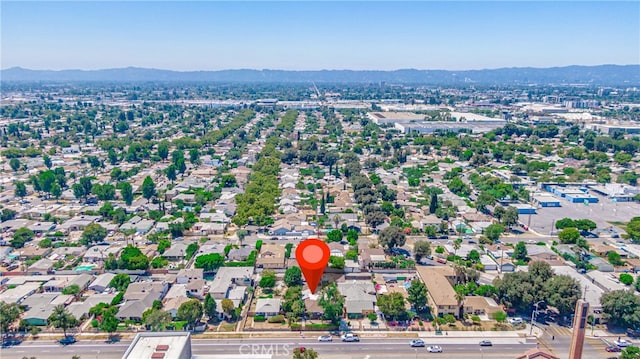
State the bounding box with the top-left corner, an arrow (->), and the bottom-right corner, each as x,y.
122,332 -> 192,359
544,185 -> 599,204
590,183 -> 640,202
532,194 -> 561,207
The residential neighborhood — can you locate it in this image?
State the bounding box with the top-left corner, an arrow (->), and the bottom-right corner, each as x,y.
1,78 -> 640,359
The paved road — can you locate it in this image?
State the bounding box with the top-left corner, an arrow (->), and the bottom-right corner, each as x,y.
0,337 -> 538,359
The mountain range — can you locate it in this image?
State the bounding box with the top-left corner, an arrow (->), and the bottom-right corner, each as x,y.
2,65 -> 639,85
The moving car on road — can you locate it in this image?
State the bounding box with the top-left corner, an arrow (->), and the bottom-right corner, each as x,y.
59,336 -> 77,345
614,339 -> 631,347
410,339 -> 425,347
479,340 -> 493,346
318,335 -> 333,342
427,345 -> 443,353
606,345 -> 621,352
341,333 -> 360,342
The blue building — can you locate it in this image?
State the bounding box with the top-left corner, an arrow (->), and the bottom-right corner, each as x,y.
532,194 -> 561,207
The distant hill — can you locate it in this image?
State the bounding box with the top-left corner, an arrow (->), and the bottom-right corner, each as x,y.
1,65 -> 639,85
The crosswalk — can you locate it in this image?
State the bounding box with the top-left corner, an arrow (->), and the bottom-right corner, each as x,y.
540,325 -> 574,338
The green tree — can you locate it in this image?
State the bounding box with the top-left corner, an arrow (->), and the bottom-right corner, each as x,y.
9,158 -> 20,172
141,176 -> 156,200
546,275 -> 582,315
493,311 -> 507,323
429,192 -> 438,214
11,227 -> 34,248
608,252 -> 625,266
555,218 -> 576,229
221,298 -> 235,319
143,308 -> 171,331
629,217 -> 640,243
284,266 -> 302,287
558,227 -> 581,244
329,256 -> 345,269
502,206 -> 519,228
377,292 -> 406,320
514,241 -> 528,261
177,299 -> 203,328
620,273 -> 634,286
407,279 -> 428,311
157,142 -> 169,161
48,305 -> 78,337
81,223 -> 107,245
14,181 -> 27,198
601,290 -> 640,329
99,311 -> 119,338
204,293 -> 217,321
165,164 -> 177,183
378,226 -> 406,252
326,229 -> 343,242
50,182 -> 62,200
0,302 -> 23,337
318,283 -> 344,323
259,270 -> 277,290
157,239 -> 171,254
413,240 -> 431,262
118,182 -> 134,206
484,223 -> 504,242
620,346 -> 640,359
195,253 -> 225,271
574,219 -> 597,232
109,274 -> 131,291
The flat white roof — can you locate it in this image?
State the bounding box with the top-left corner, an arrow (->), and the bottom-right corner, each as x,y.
123,333 -> 189,359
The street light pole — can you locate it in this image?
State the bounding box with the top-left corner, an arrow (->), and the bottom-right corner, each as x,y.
529,301 -> 545,335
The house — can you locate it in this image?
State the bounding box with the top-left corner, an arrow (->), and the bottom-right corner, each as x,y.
462,296 -> 501,317
255,298 -> 281,317
163,242 -> 191,262
22,294 -> 61,326
589,257 -> 615,272
89,273 -> 116,293
209,267 -> 253,300
416,266 -> 461,318
515,348 -> 559,359
337,282 -> 376,318
67,293 -> 117,320
256,244 -> 286,269
328,242 -> 346,258
27,257 -> 54,274
480,255 -> 498,271
228,247 -> 253,262
177,268 -> 203,284
360,248 -> 386,268
117,282 -> 168,321
164,297 -> 192,318
500,260 -> 516,273
186,279 -> 205,298
193,222 -> 226,235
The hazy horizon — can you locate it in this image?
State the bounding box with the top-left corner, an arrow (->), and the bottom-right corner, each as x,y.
2,1 -> 639,71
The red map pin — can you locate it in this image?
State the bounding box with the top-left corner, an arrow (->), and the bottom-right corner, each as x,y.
296,238 -> 330,294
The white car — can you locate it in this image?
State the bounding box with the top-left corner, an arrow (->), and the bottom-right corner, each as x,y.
615,339 -> 631,347
317,335 -> 332,342
427,345 -> 443,353
341,333 -> 360,342
508,317 -> 523,325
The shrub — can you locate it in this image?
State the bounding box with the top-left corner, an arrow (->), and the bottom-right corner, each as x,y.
444,314 -> 456,324
267,315 -> 285,323
254,315 -> 266,322
620,273 -> 634,286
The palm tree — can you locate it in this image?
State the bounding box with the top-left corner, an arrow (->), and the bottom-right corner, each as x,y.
454,287 -> 466,319
452,238 -> 462,258
48,305 -> 77,338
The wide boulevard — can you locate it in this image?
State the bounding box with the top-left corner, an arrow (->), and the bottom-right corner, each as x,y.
1,337 -> 538,359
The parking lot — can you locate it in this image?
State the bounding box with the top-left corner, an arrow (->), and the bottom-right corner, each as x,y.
527,192 -> 640,235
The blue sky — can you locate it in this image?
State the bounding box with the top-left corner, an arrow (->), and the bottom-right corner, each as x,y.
2,1 -> 639,71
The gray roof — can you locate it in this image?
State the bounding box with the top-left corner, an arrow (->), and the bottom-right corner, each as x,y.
255,298 -> 281,314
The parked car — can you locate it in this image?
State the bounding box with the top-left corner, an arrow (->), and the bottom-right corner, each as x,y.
341,333 -> 360,342
427,345 -> 443,353
614,339 -> 631,347
508,317 -> 523,325
318,335 -> 332,342
410,339 -> 425,347
479,340 -> 493,346
627,328 -> 640,337
391,248 -> 411,257
329,330 -> 341,336
59,336 -> 77,345
606,345 -> 621,352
